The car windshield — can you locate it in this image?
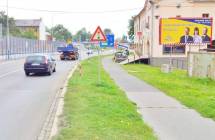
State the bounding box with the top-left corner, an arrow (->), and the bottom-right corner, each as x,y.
26,56 -> 45,63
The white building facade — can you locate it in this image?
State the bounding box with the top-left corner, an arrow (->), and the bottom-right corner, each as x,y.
134,0 -> 215,68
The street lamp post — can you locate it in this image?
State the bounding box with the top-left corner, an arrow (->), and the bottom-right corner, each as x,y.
6,0 -> 10,60
51,14 -> 54,53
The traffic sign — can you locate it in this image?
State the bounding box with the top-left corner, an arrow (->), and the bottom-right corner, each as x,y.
91,26 -> 107,42
100,34 -> 115,47
107,34 -> 114,47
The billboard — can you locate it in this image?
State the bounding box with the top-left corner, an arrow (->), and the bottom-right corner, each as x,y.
160,18 -> 213,45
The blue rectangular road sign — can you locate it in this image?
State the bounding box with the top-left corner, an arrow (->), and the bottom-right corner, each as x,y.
100,34 -> 114,47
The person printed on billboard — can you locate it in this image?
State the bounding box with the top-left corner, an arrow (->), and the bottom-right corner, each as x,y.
193,27 -> 202,43
202,27 -> 211,43
180,27 -> 193,44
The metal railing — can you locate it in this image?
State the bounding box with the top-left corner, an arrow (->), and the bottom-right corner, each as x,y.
0,36 -> 66,61
171,59 -> 187,70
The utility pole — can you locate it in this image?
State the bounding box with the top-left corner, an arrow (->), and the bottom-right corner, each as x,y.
6,0 -> 10,60
138,16 -> 140,57
0,24 -> 2,38
0,23 -> 2,56
51,14 -> 54,53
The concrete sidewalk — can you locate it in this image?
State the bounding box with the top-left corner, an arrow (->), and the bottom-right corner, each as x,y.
102,57 -> 215,140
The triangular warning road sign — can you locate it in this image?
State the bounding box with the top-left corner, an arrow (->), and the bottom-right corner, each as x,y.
90,26 -> 107,42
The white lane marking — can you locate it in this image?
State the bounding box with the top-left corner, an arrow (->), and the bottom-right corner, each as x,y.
0,69 -> 22,79
0,61 -> 16,65
0,59 -> 24,66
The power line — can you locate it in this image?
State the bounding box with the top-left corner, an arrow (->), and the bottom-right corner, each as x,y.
0,5 -> 143,14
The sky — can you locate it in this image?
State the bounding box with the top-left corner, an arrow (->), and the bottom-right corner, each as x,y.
0,0 -> 145,38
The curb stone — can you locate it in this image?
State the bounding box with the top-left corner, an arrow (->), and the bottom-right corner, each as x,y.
37,62 -> 79,140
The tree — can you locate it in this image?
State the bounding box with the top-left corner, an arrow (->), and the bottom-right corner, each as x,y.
47,24 -> 72,41
21,29 -> 37,39
120,35 -> 128,43
103,28 -> 112,35
128,17 -> 134,42
0,11 -> 20,36
73,28 -> 91,42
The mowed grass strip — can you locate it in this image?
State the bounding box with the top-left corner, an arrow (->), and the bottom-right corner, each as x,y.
123,64 -> 215,120
54,57 -> 157,140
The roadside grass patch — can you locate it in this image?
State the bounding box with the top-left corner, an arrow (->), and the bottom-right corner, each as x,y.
54,57 -> 157,140
123,64 -> 215,120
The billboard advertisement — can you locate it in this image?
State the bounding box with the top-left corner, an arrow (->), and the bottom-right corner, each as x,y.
160,18 -> 213,45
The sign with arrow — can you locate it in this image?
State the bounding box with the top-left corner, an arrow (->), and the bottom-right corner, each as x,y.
100,34 -> 115,47
90,26 -> 107,42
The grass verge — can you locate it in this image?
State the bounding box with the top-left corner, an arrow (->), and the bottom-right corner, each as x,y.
122,64 -> 215,120
54,57 -> 157,140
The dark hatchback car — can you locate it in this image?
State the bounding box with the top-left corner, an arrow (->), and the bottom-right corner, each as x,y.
24,55 -> 56,76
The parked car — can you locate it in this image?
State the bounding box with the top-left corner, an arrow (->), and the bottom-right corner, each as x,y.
24,55 -> 56,76
113,51 -> 128,63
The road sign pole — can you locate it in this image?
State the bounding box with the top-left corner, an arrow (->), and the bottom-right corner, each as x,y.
90,26 -> 107,85
98,42 -> 101,85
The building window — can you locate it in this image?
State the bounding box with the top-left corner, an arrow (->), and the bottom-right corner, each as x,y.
163,45 -> 185,54
202,13 -> 209,18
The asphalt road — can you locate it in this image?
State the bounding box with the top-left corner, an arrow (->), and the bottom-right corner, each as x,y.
0,46 -> 114,140
0,56 -> 78,140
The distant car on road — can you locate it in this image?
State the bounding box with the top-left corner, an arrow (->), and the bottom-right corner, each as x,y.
113,51 -> 128,63
24,55 -> 56,76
